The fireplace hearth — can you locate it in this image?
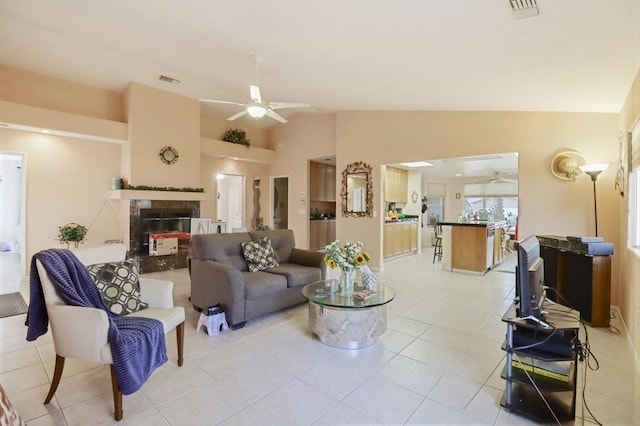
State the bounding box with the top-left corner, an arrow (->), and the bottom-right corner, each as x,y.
129,200 -> 200,273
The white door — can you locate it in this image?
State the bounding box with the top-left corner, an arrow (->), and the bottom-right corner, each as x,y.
216,174 -> 245,231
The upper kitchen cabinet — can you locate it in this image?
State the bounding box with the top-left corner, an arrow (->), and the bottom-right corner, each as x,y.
384,166 -> 408,203
310,162 -> 336,202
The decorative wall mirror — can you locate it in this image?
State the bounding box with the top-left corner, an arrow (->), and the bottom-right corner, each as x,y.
341,161 -> 373,217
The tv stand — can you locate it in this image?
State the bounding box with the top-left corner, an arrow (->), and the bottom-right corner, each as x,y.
518,314 -> 551,329
501,302 -> 580,423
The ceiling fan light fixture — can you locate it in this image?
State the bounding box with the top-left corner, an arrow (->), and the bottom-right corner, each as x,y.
246,104 -> 267,118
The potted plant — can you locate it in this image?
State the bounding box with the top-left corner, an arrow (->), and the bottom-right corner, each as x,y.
222,129 -> 250,148
57,223 -> 88,248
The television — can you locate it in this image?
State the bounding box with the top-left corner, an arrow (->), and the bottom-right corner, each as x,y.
516,235 -> 549,328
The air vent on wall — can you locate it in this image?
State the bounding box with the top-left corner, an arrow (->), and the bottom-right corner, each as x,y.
510,0 -> 540,19
158,75 -> 181,84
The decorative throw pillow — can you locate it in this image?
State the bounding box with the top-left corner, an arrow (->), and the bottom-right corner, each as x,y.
241,237 -> 279,272
87,259 -> 148,315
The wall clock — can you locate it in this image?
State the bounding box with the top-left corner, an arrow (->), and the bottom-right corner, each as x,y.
159,146 -> 179,164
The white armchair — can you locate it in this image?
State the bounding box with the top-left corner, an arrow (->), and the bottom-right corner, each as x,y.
35,243 -> 185,421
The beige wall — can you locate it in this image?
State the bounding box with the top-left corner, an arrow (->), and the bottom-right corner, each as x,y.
618,69 -> 640,355
123,83 -> 201,188
201,115 -> 268,149
199,156 -> 269,228
0,129 -> 122,258
333,111 -> 619,269
267,113 -> 336,248
0,64 -> 124,122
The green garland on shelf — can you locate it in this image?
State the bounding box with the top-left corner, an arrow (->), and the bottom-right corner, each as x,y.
125,185 -> 204,193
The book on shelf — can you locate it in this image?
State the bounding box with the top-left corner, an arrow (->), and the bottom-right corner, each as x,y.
352,289 -> 376,301
511,356 -> 572,383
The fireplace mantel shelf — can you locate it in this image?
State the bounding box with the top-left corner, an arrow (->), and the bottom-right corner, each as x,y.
109,190 -> 210,201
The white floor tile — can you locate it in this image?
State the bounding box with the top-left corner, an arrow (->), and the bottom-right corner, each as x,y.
0,249 -> 637,425
157,381 -> 247,425
343,376 -> 424,424
252,378 -> 337,424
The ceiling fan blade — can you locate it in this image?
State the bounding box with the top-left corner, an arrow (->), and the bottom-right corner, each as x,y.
250,85 -> 262,104
269,102 -> 311,110
265,109 -> 288,123
227,110 -> 248,121
199,98 -> 245,107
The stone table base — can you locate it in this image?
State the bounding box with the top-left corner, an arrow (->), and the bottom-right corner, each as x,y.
308,302 -> 388,349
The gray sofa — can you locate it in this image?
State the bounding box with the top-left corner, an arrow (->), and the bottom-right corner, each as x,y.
189,229 -> 326,329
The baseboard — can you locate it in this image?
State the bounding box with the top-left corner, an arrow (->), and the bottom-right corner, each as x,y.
610,305 -> 640,364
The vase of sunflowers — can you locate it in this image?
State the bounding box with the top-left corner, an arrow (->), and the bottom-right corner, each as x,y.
324,240 -> 371,296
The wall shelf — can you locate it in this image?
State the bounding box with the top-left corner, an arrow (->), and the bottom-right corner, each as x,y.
108,190 -> 210,201
200,137 -> 275,164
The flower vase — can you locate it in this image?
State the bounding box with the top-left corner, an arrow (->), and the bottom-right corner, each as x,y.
341,269 -> 355,295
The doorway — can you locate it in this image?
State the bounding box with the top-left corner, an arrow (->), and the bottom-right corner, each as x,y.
216,174 -> 246,232
0,152 -> 26,294
271,176 -> 289,230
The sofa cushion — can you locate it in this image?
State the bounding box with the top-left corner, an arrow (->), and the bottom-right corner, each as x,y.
241,237 -> 279,272
87,259 -> 148,315
190,233 -> 251,271
249,229 -> 295,263
268,263 -> 323,288
242,271 -> 287,298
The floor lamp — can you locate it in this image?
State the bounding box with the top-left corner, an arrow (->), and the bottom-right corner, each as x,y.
579,163 -> 609,236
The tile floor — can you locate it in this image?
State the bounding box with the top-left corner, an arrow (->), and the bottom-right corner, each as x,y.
0,249 -> 637,425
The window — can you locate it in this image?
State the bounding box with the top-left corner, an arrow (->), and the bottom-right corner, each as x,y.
464,196 -> 518,222
629,170 -> 640,248
629,123 -> 640,248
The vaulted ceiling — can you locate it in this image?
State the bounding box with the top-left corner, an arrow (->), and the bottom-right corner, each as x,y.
1,1 -> 638,127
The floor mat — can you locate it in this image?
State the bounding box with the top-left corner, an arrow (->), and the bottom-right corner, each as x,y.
0,292 -> 28,318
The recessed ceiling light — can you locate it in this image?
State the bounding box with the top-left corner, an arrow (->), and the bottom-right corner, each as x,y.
401,161 -> 434,168
41,130 -> 50,134
456,173 -> 463,177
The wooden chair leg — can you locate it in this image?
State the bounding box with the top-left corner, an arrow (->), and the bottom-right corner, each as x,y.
176,321 -> 184,366
44,355 -> 65,404
109,364 -> 123,421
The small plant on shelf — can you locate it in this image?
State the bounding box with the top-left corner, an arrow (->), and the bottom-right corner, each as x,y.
57,223 -> 88,248
222,129 -> 250,148
253,224 -> 270,231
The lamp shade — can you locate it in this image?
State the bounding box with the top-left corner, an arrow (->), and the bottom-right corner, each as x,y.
579,163 -> 609,174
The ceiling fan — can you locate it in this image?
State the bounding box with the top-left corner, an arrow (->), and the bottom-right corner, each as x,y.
474,171 -> 518,184
199,55 -> 310,123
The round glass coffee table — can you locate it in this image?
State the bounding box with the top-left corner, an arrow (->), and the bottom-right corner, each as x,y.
301,280 -> 395,349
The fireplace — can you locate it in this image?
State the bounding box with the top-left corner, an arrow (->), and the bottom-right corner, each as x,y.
129,200 -> 200,273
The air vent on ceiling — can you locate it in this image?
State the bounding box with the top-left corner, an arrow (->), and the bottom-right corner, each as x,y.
158,75 -> 181,84
510,0 -> 540,19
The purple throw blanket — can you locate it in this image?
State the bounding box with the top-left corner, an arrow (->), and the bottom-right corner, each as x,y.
26,249 -> 167,395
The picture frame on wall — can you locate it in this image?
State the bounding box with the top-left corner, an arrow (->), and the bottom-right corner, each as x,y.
190,218 -> 211,237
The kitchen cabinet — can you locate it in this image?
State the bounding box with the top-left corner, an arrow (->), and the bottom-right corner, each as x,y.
310,220 -> 336,250
310,162 -> 336,202
384,167 -> 408,203
383,220 -> 418,258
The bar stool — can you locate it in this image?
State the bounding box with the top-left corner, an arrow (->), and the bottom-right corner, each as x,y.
433,224 -> 443,263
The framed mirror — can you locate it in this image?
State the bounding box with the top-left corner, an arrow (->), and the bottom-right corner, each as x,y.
341,161 -> 373,217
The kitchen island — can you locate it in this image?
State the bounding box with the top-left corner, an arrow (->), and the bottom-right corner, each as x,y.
439,221 -> 504,273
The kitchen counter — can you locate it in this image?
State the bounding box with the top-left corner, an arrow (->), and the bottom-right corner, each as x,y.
310,217 -> 336,221
384,215 -> 419,224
